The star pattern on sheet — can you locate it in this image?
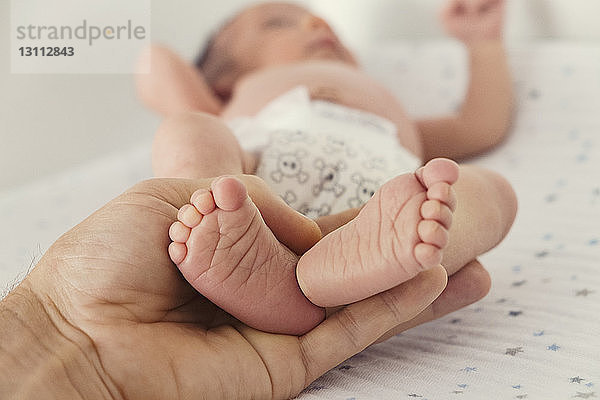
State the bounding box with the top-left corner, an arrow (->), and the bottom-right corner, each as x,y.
509,310 -> 523,317
528,88 -> 541,99
545,193 -> 558,203
535,249 -> 550,257
505,347 -> 524,356
576,289 -> 594,297
547,344 -> 561,351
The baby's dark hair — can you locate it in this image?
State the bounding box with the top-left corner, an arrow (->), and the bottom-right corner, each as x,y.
194,17 -> 239,102
194,34 -> 216,71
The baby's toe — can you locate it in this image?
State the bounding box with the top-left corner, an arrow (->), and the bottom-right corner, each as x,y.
421,200 -> 453,229
417,158 -> 460,188
414,243 -> 443,269
178,204 -> 203,228
168,242 -> 187,265
169,221 -> 191,243
191,189 -> 216,215
426,182 -> 457,212
211,176 -> 248,212
418,220 -> 449,248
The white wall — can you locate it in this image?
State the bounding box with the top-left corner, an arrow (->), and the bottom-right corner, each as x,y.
312,0 -> 600,51
1,0 -> 599,192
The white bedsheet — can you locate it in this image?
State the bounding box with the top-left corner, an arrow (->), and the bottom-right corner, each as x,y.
1,42 -> 599,400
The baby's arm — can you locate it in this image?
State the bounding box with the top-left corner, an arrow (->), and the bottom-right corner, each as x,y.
417,0 -> 513,161
135,44 -> 223,116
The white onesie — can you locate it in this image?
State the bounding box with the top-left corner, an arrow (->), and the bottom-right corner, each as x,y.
226,87 -> 421,219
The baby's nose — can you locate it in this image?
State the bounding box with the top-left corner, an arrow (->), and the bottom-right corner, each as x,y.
303,14 -> 332,32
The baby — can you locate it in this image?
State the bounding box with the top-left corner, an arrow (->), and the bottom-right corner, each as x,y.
137,0 -> 517,335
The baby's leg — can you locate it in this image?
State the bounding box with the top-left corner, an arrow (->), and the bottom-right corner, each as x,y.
152,112 -> 256,178
169,176 -> 325,335
299,163 -> 517,307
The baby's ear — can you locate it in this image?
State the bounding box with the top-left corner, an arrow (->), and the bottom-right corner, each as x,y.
200,55 -> 239,105
211,76 -> 234,103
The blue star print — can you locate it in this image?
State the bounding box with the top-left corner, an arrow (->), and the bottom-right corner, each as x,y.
509,310 -> 523,317
547,344 -> 560,351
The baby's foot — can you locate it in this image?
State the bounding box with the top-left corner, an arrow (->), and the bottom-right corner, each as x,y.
297,158 -> 460,307
168,176 -> 324,335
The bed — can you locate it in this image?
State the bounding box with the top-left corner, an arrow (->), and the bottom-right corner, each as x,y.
1,41 -> 598,399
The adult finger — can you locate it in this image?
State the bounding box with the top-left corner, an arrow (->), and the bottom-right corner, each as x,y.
374,259 -> 490,343
299,266 -> 448,385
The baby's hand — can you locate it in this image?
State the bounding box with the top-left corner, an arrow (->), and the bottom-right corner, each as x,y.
440,0 -> 505,43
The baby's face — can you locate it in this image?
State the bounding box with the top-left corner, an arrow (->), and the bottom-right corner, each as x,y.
220,2 -> 357,73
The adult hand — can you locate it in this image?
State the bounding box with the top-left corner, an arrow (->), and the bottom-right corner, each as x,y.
0,176 -> 488,399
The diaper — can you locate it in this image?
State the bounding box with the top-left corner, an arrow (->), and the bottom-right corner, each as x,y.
226,87 -> 421,218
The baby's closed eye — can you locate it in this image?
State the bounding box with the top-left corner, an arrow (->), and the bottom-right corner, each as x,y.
262,16 -> 296,29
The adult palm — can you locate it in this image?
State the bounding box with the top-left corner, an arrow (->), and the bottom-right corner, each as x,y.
20,177 -> 480,399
